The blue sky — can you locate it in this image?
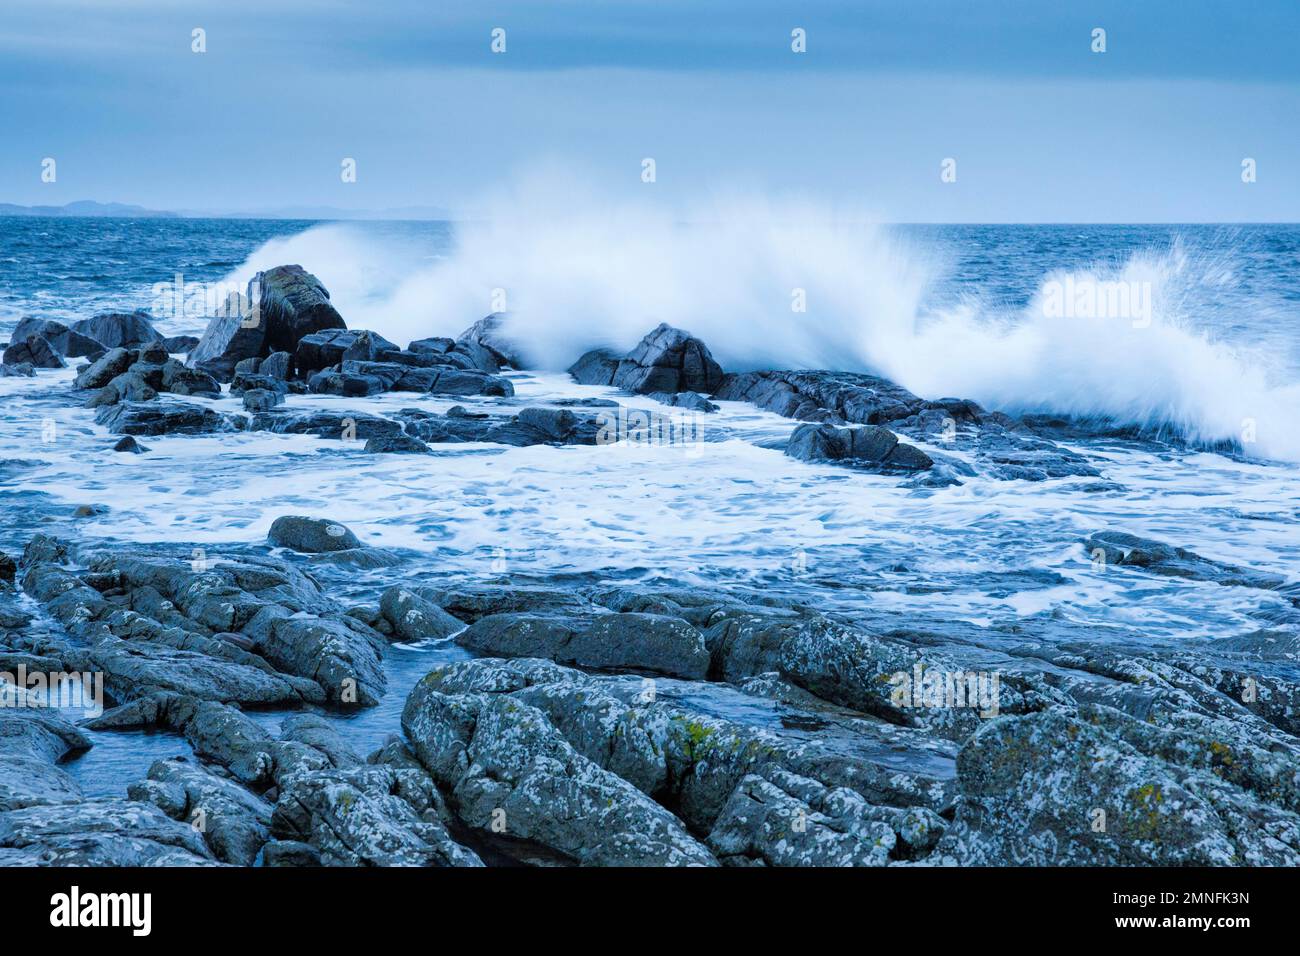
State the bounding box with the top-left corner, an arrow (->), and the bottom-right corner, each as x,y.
2,0 -> 1297,221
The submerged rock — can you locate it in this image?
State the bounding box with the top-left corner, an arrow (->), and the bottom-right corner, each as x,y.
1084,531 -> 1289,594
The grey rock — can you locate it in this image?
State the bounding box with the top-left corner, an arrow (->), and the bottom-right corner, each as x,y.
268,516 -> 361,553
401,682 -> 716,866
10,317 -> 103,358
242,388 -> 283,412
378,587 -> 463,642
72,310 -> 163,349
363,432 -> 430,454
567,348 -> 621,386
112,436 -> 149,454
0,799 -> 217,866
95,400 -> 241,436
294,329 -> 360,378
3,335 -> 65,369
0,710 -> 90,812
271,764 -> 483,866
457,313 -> 528,370
707,767 -> 897,867
1084,531 -> 1288,593
128,757 -> 271,865
74,347 -> 135,389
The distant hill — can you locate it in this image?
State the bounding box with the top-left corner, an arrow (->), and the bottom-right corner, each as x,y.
0,200 -> 453,221
0,200 -> 178,218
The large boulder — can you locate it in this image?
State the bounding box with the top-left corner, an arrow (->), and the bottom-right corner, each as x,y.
570,324 -> 723,395
457,313 -> 528,370
567,348 -> 621,386
785,422 -> 933,473
267,516 -> 362,553
258,265 -> 347,353
190,266 -> 346,380
294,329 -> 361,378
71,310 -> 163,349
75,347 -> 135,388
10,318 -> 103,358
401,684 -> 716,866
2,335 -> 64,369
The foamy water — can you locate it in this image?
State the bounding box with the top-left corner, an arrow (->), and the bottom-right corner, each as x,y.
3,365 -> 1296,652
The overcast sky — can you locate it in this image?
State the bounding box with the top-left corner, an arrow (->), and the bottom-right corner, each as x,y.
3,0 -> 1297,221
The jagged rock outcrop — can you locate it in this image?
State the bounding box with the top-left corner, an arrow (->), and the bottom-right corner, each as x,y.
189,265 -> 346,380
570,323 -> 724,395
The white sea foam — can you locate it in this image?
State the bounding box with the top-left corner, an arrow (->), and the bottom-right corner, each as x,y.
220,177 -> 1300,462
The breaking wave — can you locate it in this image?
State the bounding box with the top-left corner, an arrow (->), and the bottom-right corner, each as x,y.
223,177 -> 1300,462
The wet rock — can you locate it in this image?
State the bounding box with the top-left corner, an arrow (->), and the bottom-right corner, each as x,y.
259,350 -> 292,380
112,435 -> 149,454
268,516 -> 361,553
0,710 -> 90,811
716,370 -> 931,425
421,584 -> 597,623
271,764 -> 483,866
2,335 -> 64,369
0,799 -> 216,866
0,553 -> 14,583
341,330 -> 400,363
10,317 -> 104,358
649,390 -> 718,413
0,362 -> 34,377
250,409 -> 403,441
162,334 -> 200,354
378,587 -> 463,642
260,615 -> 387,707
64,631 -> 320,707
572,324 -> 724,395
457,313 -> 528,370
401,682 -> 716,866
307,369 -> 388,397
485,406 -> 597,446
363,431 -> 430,454
785,422 -> 933,472
128,757 -> 271,865
74,347 -> 135,389
242,388 -> 283,412
707,767 -> 897,866
1084,531 -> 1288,593
417,658 -> 956,845
262,839 -> 321,866
160,361 -> 221,397
71,310 -> 163,349
935,705 -> 1300,865
294,329 -> 361,378
190,266 -> 345,379
278,714 -> 363,769
568,613 -> 711,679
425,368 -> 514,397
95,400 -> 242,436
567,348 -> 621,386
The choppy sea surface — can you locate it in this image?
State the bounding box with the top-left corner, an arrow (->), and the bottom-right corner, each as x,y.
2,217 -> 1297,792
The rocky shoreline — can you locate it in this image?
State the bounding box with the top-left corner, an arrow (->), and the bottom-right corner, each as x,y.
1,265 -> 1297,867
